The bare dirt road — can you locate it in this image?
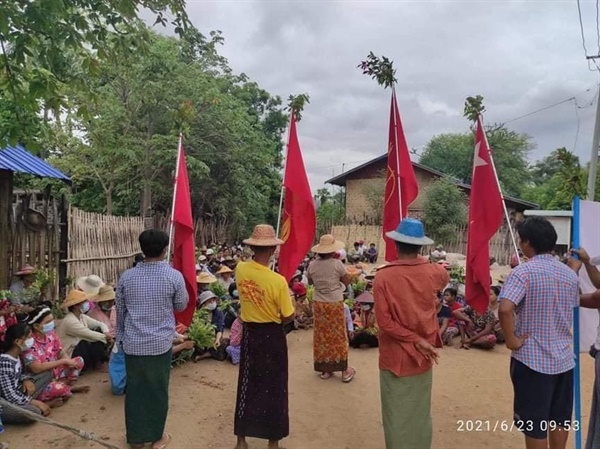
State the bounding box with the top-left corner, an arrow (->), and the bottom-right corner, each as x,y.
0,329 -> 594,449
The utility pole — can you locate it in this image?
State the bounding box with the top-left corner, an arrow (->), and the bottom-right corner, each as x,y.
587,57 -> 600,200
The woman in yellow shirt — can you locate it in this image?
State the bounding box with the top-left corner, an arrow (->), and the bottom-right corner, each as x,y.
234,225 -> 294,449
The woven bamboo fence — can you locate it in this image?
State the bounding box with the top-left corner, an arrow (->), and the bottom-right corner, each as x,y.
66,208 -> 145,286
329,220 -> 517,264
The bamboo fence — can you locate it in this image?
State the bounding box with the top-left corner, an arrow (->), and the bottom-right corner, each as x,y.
66,208 -> 145,286
329,220 -> 517,264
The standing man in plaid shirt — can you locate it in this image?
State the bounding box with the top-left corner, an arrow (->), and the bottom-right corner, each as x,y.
499,216 -> 579,449
116,229 -> 188,449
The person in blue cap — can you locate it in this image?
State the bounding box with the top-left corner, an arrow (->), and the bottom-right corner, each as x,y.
373,218 -> 449,449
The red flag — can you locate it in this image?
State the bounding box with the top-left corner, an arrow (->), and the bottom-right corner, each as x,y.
466,117 -> 504,314
171,136 -> 198,327
383,88 -> 419,262
278,113 -> 316,282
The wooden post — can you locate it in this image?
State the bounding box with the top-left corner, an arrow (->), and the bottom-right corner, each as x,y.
58,194 -> 69,298
0,170 -> 13,290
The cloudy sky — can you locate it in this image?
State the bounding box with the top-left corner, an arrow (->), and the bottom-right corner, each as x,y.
178,0 -> 599,192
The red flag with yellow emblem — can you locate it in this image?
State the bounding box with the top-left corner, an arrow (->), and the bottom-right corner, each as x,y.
383,88 -> 419,262
278,112 -> 316,282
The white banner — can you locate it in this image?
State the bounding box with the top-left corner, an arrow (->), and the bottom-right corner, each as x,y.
578,200 -> 600,352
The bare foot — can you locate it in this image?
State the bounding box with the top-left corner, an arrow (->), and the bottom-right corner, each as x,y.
71,385 -> 91,394
234,436 -> 249,449
151,433 -> 171,449
47,398 -> 64,408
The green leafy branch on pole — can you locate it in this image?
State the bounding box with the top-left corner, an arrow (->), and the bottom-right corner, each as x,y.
357,52 -> 397,89
464,95 -> 485,122
286,94 -> 310,122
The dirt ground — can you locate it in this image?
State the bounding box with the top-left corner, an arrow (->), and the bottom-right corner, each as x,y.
0,329 -> 595,449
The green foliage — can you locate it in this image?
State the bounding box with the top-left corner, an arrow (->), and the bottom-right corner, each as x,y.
315,188 -> 345,238
463,95 -> 486,122
448,266 -> 465,285
350,278 -> 367,296
521,148 -> 590,209
0,0 -> 191,145
358,52 -> 397,89
187,308 -> 216,350
344,298 -> 355,309
210,282 -> 227,299
218,298 -> 234,312
306,285 -> 315,303
287,94 -> 310,122
171,348 -> 194,367
423,178 -> 468,242
419,125 -> 532,197
22,31 -> 289,237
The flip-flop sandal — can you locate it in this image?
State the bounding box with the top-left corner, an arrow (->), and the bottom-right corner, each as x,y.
320,372 -> 333,380
342,367 -> 356,383
152,433 -> 172,449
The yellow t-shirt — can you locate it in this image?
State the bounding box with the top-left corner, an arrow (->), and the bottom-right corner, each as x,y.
235,260 -> 294,324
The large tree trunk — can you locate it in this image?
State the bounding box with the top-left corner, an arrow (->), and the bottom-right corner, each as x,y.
106,182 -> 114,216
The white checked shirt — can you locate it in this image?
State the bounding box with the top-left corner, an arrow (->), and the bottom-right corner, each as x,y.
500,254 -> 579,375
116,261 -> 188,356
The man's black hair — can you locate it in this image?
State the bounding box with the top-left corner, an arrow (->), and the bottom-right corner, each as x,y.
395,241 -> 422,256
139,229 -> 169,258
516,216 -> 557,254
444,287 -> 458,297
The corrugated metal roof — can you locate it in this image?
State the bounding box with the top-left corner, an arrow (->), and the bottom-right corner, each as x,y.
0,144 -> 70,182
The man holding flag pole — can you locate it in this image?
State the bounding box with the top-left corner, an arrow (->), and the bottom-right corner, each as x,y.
115,134 -> 194,449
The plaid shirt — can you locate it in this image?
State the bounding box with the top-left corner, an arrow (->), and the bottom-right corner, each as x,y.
116,261 -> 188,356
0,354 -> 31,406
500,254 -> 579,374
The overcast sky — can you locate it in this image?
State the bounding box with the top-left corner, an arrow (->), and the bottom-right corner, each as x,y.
178,0 -> 600,192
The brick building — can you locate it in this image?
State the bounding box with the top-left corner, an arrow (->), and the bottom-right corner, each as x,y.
325,155 -> 537,222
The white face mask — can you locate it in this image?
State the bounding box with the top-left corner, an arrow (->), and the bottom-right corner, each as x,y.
361,304 -> 372,311
80,301 -> 91,314
206,302 -> 217,311
21,337 -> 34,351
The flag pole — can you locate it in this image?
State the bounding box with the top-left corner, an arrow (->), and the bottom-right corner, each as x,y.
272,113 -> 293,271
275,113 -> 293,240
572,195 -> 582,449
479,115 -> 520,266
392,86 -> 403,218
167,133 -> 183,262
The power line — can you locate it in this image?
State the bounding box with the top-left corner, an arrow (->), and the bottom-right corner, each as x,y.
596,0 -> 600,53
501,97 -> 576,125
577,0 -> 600,71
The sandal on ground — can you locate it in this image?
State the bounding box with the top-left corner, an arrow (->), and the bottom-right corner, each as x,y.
319,372 -> 333,380
342,367 -> 356,383
152,433 -> 172,449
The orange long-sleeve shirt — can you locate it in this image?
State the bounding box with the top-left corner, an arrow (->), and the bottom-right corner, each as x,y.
374,257 -> 449,377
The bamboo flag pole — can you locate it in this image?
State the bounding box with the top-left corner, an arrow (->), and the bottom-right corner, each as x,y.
480,115 -> 520,265
391,86 -> 403,218
272,113 -> 293,271
167,133 -> 183,262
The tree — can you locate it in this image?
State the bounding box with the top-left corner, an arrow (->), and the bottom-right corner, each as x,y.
422,178 -> 468,243
419,125 -> 533,197
521,148 -> 587,210
0,0 -> 191,145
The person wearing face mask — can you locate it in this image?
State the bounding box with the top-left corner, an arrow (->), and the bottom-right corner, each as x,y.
87,285 -> 116,338
57,290 -> 112,373
349,292 -> 378,349
0,323 -> 53,423
22,306 -> 89,403
193,291 -> 226,362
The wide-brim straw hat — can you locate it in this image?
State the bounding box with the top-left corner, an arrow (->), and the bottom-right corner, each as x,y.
61,290 -> 92,309
76,275 -> 105,296
311,234 -> 345,254
355,292 -> 375,304
91,285 -> 115,303
243,224 -> 284,247
197,272 -> 217,284
217,266 -> 233,275
15,264 -> 36,276
385,218 -> 434,246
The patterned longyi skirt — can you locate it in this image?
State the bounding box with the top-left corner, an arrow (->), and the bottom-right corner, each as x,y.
313,301 -> 348,373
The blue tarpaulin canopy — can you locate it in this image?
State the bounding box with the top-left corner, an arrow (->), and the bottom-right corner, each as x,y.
0,144 -> 70,182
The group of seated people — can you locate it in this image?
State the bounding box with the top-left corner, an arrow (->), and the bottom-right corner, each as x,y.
0,271 -> 115,426
437,285 -> 503,350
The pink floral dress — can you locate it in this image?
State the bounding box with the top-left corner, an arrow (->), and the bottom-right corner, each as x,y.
22,331 -> 84,401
